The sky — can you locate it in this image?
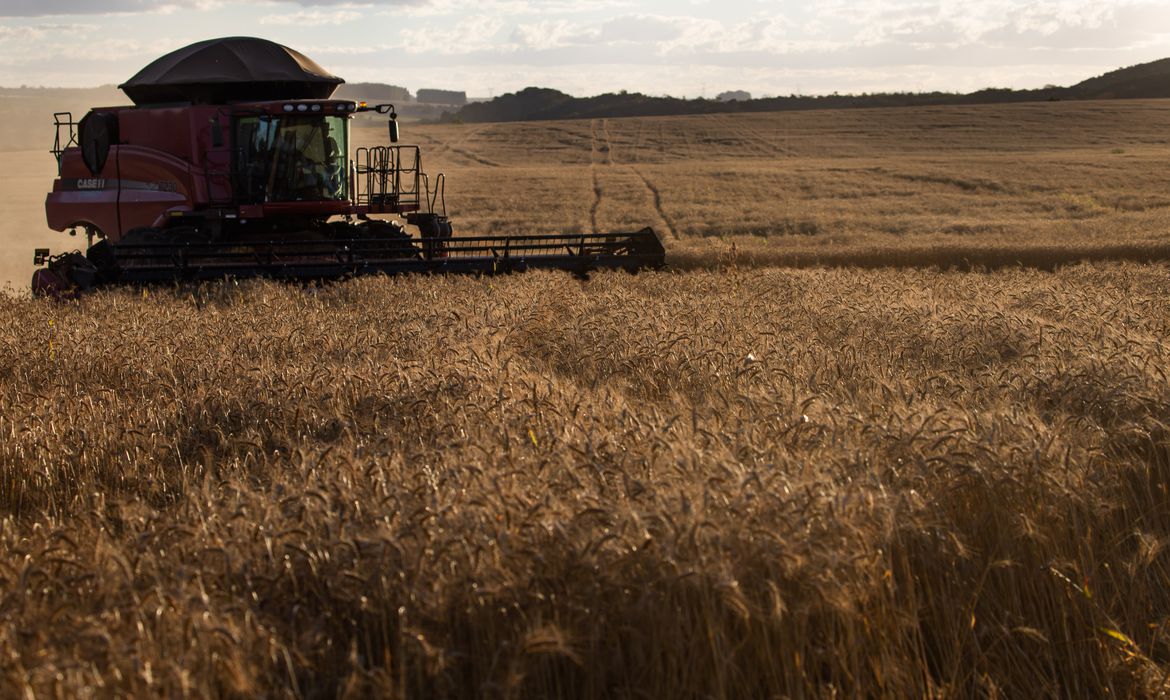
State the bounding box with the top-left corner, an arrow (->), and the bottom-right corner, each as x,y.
1,0 -> 1169,98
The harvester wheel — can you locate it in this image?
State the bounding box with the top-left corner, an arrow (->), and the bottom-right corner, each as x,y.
119,227 -> 167,244
86,239 -> 120,284
116,227 -> 172,269
165,225 -> 211,245
407,212 -> 452,260
353,219 -> 419,259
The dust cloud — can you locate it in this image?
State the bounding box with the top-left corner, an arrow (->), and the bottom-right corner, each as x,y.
0,151 -> 62,291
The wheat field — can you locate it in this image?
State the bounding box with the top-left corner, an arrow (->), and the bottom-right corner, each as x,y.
2,100 -> 1170,697
370,100 -> 1170,271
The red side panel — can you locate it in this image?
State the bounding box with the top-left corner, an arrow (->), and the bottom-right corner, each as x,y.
117,108 -> 193,158
117,108 -> 199,234
45,148 -> 120,238
114,145 -> 194,233
45,107 -> 203,242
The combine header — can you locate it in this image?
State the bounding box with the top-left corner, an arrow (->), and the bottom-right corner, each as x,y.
35,37 -> 664,294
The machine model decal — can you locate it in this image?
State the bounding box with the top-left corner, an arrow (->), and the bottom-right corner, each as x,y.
63,179 -> 178,193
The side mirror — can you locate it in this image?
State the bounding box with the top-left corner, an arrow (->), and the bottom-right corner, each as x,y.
389,118 -> 400,144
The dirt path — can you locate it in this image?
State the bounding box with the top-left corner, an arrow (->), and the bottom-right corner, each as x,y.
601,119 -> 615,165
736,120 -> 789,158
589,119 -> 603,233
630,167 -> 678,239
425,126 -> 501,167
449,128 -> 501,168
631,121 -> 645,163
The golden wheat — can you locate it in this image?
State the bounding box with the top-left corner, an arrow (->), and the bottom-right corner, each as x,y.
0,264 -> 1168,697
2,98 -> 1170,697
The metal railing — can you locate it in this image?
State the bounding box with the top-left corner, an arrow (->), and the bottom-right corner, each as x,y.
421,172 -> 447,217
51,112 -> 77,174
354,146 -> 422,212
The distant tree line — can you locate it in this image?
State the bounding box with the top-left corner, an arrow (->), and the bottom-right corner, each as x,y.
438,58 -> 1170,124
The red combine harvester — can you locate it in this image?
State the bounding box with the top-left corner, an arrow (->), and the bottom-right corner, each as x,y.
35,37 -> 664,294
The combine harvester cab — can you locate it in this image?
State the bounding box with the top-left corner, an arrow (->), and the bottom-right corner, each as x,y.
35,37 -> 665,293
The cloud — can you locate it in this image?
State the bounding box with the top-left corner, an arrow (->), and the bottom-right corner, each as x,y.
0,0 -> 423,17
809,0 -> 1170,51
0,36 -> 179,77
509,20 -> 592,51
297,43 -> 397,55
0,23 -> 95,40
981,2 -> 1170,49
504,14 -> 805,55
402,14 -> 506,54
597,15 -> 687,43
0,0 -> 202,15
377,0 -> 631,18
260,8 -> 362,24
3,0 -> 1170,97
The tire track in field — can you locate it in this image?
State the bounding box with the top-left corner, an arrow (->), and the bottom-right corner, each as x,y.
591,118 -> 675,238
416,131 -> 451,157
630,166 -> 678,239
681,120 -> 699,160
589,119 -> 602,233
735,120 -> 787,158
449,132 -> 502,167
431,126 -> 501,167
451,148 -> 501,168
600,118 -> 615,165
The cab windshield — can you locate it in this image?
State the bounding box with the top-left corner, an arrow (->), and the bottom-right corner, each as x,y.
235,114 -> 348,203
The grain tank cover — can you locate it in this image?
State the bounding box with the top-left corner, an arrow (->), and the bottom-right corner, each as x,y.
119,36 -> 344,105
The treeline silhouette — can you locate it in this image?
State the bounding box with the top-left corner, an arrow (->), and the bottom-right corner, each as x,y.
441,57 -> 1170,123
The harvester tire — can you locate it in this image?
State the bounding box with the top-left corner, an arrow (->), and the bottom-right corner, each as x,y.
354,219 -> 419,259
86,239 -> 120,283
116,227 -> 171,269
117,227 -> 169,248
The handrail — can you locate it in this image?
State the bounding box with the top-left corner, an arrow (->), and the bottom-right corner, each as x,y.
354,145 -> 422,212
51,112 -> 77,174
422,172 -> 447,216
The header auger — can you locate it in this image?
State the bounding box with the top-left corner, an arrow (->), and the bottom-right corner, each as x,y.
34,37 -> 665,295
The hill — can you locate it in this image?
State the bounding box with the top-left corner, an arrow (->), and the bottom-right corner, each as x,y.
1066,58 -> 1170,99
442,57 -> 1170,123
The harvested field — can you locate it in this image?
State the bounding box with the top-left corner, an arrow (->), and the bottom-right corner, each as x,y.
8,100 -> 1170,286
1,99 -> 1170,697
355,100 -> 1170,270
